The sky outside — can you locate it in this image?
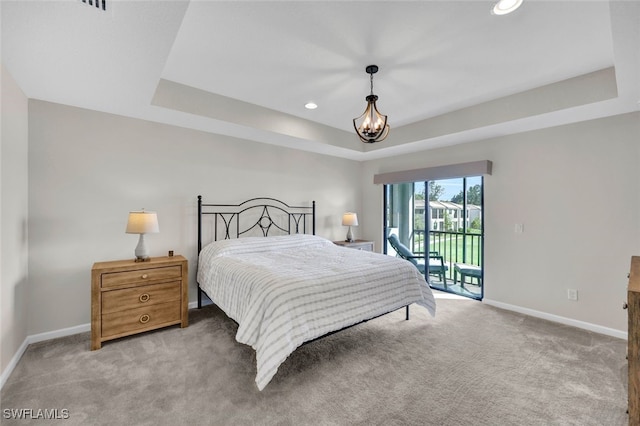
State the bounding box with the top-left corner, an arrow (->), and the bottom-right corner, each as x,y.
414,176 -> 482,202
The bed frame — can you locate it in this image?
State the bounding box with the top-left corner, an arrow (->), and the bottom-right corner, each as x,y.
196,195 -> 409,318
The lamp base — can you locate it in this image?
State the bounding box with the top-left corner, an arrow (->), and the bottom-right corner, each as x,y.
133,234 -> 151,262
345,226 -> 355,243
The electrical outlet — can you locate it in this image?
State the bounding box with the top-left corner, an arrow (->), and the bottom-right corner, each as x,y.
514,223 -> 524,233
567,289 -> 578,301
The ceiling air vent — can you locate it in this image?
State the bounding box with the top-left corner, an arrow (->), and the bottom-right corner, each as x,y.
79,0 -> 107,11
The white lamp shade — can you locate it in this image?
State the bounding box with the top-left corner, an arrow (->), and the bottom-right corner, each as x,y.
126,211 -> 159,234
342,212 -> 359,227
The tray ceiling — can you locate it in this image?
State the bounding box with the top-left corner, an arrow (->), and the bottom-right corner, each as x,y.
2,1 -> 638,160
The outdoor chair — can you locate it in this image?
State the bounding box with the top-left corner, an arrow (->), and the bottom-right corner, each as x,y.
387,234 -> 448,285
454,263 -> 482,288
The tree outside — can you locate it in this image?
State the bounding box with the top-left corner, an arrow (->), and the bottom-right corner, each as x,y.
443,211 -> 452,231
450,184 -> 482,205
428,182 -> 445,201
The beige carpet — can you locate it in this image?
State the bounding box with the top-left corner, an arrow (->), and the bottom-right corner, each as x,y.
1,294 -> 628,425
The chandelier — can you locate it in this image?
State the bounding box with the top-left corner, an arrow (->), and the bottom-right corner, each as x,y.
353,65 -> 390,143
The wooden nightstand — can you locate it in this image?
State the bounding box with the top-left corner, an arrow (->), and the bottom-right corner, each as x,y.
91,255 -> 188,350
333,240 -> 374,252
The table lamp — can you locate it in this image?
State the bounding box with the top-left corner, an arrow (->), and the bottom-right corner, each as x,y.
342,212 -> 358,242
125,209 -> 159,262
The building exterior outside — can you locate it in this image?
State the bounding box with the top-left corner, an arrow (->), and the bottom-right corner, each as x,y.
414,199 -> 482,232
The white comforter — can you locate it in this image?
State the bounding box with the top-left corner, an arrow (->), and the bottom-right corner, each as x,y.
197,234 -> 436,390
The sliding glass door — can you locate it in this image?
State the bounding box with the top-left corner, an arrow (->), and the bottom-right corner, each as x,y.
384,176 -> 484,300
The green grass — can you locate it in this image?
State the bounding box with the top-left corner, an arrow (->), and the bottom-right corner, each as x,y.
412,232 -> 482,268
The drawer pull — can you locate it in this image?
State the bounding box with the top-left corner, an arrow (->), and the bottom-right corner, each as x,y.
623,302 -> 628,310
139,314 -> 150,324
139,293 -> 150,303
141,274 -> 149,279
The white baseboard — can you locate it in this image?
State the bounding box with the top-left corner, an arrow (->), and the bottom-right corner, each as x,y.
28,323 -> 91,344
1,323 -> 91,390
0,337 -> 29,390
483,298 -> 628,340
2,303 -> 203,390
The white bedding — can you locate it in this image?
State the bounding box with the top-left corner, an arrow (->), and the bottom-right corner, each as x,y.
197,234 -> 436,390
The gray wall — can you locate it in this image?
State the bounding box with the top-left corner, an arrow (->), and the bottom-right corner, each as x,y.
361,112 -> 640,332
27,100 -> 361,335
1,64 -> 29,374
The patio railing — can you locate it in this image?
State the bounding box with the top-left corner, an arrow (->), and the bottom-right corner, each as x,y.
410,229 -> 483,279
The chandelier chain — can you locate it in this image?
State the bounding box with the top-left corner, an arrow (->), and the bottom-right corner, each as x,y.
370,72 -> 374,96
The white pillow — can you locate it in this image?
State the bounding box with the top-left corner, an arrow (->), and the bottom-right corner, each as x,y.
199,234 -> 332,261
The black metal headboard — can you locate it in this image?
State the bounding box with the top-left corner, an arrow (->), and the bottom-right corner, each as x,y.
196,196 -> 316,308
197,196 -> 316,252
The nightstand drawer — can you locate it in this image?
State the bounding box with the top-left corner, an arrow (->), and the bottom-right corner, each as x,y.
102,302 -> 181,338
101,265 -> 182,289
102,281 -> 181,314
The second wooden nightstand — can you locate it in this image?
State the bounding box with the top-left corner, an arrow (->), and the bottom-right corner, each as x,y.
333,240 -> 374,252
91,255 -> 188,350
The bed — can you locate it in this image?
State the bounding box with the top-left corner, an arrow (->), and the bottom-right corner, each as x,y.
196,196 -> 436,390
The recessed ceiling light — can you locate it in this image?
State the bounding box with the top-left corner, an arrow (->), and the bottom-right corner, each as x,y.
492,0 -> 523,15
305,102 -> 318,110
